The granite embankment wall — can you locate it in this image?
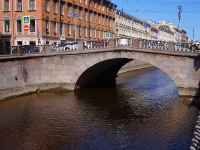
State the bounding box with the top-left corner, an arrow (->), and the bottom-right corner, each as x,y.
0,55 -> 150,100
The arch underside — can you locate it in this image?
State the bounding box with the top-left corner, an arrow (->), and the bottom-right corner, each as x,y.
74,51 -> 185,91
75,58 -> 133,89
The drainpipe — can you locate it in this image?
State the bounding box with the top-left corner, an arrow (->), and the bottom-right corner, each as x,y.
12,0 -> 14,47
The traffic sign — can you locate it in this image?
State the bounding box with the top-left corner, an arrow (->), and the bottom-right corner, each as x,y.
145,30 -> 148,36
105,32 -> 110,38
37,33 -> 40,39
73,13 -> 77,17
24,25 -> 29,31
61,35 -> 65,40
144,22 -> 147,28
74,18 -> 77,24
179,5 -> 182,12
23,16 -> 30,25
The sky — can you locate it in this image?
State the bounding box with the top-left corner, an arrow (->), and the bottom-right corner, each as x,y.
113,0 -> 200,41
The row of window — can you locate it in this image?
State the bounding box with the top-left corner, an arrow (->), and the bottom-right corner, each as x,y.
4,19 -> 35,32
116,17 -> 150,32
3,0 -> 36,11
46,18 -> 109,39
45,16 -> 113,35
45,0 -> 113,15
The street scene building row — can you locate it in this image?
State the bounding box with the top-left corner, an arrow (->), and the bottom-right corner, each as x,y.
115,10 -> 188,44
0,0 -> 190,47
0,0 -> 116,47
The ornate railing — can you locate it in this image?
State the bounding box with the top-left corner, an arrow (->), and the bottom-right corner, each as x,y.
0,38 -> 199,55
138,39 -> 168,50
51,43 -> 78,52
83,40 -> 109,49
0,45 -> 43,55
174,43 -> 199,52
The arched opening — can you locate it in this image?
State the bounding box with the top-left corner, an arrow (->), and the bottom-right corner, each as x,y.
75,58 -> 133,89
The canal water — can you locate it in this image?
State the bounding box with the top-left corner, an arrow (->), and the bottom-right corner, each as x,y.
0,67 -> 199,149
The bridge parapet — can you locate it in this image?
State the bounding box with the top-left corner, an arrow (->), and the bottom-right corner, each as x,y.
0,38 -> 199,56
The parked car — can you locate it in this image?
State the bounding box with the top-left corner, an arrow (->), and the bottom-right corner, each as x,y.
64,43 -> 70,51
83,41 -> 92,49
190,42 -> 200,51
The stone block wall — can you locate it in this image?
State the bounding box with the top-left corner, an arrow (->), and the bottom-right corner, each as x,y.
0,50 -> 200,100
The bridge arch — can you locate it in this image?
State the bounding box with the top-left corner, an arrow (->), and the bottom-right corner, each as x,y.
74,51 -> 183,90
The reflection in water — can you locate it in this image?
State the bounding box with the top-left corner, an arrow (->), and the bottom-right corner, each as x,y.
0,67 -> 199,149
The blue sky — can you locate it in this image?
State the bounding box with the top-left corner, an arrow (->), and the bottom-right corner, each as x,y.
113,0 -> 200,41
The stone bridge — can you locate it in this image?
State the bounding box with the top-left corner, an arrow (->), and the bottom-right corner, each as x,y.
0,39 -> 200,100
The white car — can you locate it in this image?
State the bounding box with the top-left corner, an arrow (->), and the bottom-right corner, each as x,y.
83,41 -> 92,49
190,42 -> 200,51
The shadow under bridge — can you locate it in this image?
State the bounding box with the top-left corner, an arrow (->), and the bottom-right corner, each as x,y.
75,58 -> 133,89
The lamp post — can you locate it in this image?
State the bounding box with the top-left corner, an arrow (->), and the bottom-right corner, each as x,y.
178,5 -> 182,44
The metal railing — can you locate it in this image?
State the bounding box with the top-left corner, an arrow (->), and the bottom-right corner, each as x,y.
138,39 -> 168,50
83,40 -> 109,49
0,39 -> 199,55
0,45 -> 43,55
174,43 -> 199,52
51,42 -> 78,52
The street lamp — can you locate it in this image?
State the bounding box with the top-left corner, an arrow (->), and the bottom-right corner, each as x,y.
178,5 -> 182,44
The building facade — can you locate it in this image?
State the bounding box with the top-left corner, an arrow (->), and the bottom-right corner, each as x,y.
181,29 -> 187,43
0,0 -> 41,47
0,0 -> 116,47
115,10 -> 150,45
147,20 -> 158,41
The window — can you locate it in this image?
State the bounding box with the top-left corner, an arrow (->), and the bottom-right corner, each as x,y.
98,14 -> 100,24
61,21 -> 65,35
98,4 -> 100,10
102,5 -> 104,11
29,0 -> 35,10
85,0 -> 87,5
89,11 -> 92,22
53,19 -> 57,35
45,0 -> 50,12
79,0 -> 81,3
109,18 -> 111,27
94,13 -> 96,23
102,28 -> 104,39
106,6 -> 107,13
89,0 -> 91,7
84,25 -> 87,38
60,3 -> 64,15
16,0 -> 22,11
79,24 -> 81,37
30,20 -> 35,32
102,15 -> 104,25
4,0 -> 10,11
89,26 -> 92,38
84,10 -> 87,21
73,6 -> 76,14
5,20 -> 10,32
109,7 -> 111,14
94,1 -> 96,8
106,17 -> 108,26
46,17 -> 49,34
67,22 -> 71,36
53,0 -> 57,14
17,20 -> 22,32
79,8 -> 82,20
94,27 -> 96,39
67,4 -> 71,17
98,28 -> 100,39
